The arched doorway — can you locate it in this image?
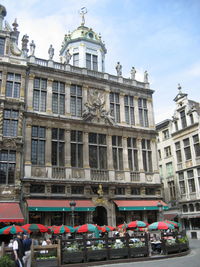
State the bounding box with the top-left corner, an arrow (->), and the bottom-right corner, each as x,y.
93,206 -> 108,226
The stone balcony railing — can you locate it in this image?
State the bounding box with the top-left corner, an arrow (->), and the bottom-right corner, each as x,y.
91,169 -> 109,181
130,172 -> 140,182
52,167 -> 66,179
29,56 -> 150,89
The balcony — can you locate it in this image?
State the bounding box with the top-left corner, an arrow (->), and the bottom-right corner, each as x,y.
91,169 -> 109,181
52,167 -> 66,179
130,172 -> 140,182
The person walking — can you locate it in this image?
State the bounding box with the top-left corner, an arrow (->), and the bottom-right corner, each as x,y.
23,234 -> 32,267
13,233 -> 24,267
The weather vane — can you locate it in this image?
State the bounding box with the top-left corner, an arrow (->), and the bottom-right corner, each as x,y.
80,7 -> 87,26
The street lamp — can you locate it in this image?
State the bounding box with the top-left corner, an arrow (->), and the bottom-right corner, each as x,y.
70,200 -> 76,227
157,201 -> 164,221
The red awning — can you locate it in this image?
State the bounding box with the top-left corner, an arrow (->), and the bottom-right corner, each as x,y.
114,200 -> 168,211
0,202 -> 24,222
164,214 -> 178,220
27,199 -> 95,212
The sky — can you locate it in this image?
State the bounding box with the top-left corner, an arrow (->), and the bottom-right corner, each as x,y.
1,0 -> 200,123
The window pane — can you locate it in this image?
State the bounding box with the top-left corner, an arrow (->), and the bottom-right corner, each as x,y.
89,146 -> 97,168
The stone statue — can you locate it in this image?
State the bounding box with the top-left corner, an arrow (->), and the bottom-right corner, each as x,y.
116,62 -> 122,76
21,34 -> 29,57
144,70 -> 148,83
30,40 -> 36,56
130,66 -> 136,80
80,7 -> 87,26
97,184 -> 103,198
64,49 -> 72,64
48,44 -> 54,60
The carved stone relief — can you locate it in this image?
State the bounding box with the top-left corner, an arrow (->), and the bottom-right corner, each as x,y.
72,168 -> 84,179
83,89 -> 114,125
31,167 -> 48,178
115,172 -> 125,181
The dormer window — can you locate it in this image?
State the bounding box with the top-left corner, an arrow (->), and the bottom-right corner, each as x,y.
73,53 -> 79,67
190,113 -> 194,124
0,37 -> 5,55
180,110 -> 187,128
86,53 -> 98,71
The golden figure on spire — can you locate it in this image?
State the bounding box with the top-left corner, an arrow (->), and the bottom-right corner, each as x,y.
80,7 -> 87,26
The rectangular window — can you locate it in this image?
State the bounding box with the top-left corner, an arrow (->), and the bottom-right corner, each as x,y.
142,139 -> 152,172
164,146 -> 171,157
127,137 -> 138,171
52,128 -> 65,166
174,121 -> 178,131
71,186 -> 84,194
168,181 -> 176,199
198,168 -> 200,190
163,129 -> 169,140
138,98 -> 148,127
145,188 -> 155,195
112,136 -> 123,170
89,133 -> 107,169
70,84 -> 82,117
158,150 -> 161,160
31,126 -> 46,165
179,181 -> 186,194
183,138 -> 191,160
110,92 -> 120,123
0,150 -> 16,184
131,188 -> 140,195
190,114 -> 194,124
30,184 -> 45,193
0,37 -> 5,55
73,53 -> 79,66
51,185 -> 65,194
71,130 -> 83,168
33,78 -> 47,111
187,170 -> 196,193
52,81 -> 65,114
115,187 -> 125,195
159,165 -> 163,179
166,162 -> 173,177
6,73 -> 21,98
0,71 -> 2,90
180,110 -> 187,128
193,134 -> 200,158
175,142 -> 182,163
3,109 -> 19,137
86,53 -> 98,71
124,95 -> 134,124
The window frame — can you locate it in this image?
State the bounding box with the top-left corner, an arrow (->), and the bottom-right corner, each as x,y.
0,150 -> 16,185
124,95 -> 135,125
71,130 -> 83,168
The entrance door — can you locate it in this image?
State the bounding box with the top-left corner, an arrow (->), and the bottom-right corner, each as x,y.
93,206 -> 107,226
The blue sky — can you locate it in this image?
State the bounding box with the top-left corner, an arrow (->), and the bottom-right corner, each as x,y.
1,0 -> 200,122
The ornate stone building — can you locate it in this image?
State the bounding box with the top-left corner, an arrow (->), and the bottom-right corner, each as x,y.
157,85 -> 200,238
0,5 -> 165,226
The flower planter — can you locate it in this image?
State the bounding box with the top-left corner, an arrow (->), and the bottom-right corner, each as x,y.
180,243 -> 189,252
87,249 -> 107,261
62,251 -> 84,264
129,246 -> 148,257
166,244 -> 179,254
109,248 -> 128,259
36,258 -> 57,267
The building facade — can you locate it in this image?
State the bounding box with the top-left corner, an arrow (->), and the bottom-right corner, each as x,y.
0,5 -> 165,227
157,85 -> 200,238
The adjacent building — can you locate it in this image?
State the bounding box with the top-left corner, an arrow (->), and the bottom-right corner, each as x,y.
157,85 -> 200,238
0,5 -> 165,227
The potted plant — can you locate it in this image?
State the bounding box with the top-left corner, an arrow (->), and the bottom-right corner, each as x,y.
62,242 -> 84,264
109,240 -> 128,259
87,243 -> 107,261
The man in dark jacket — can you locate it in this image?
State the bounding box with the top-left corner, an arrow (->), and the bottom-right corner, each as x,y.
13,233 -> 24,267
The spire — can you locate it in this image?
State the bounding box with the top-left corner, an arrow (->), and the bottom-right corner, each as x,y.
12,18 -> 18,31
80,7 -> 87,26
177,83 -> 182,94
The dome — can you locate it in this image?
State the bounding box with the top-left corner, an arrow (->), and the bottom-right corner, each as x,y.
60,25 -> 107,55
0,5 -> 7,17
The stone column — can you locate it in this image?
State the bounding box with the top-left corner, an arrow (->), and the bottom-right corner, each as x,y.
65,129 -> 71,179
24,123 -> 32,177
104,88 -> 110,110
82,85 -> 88,111
119,93 -> 125,124
137,137 -> 145,183
83,131 -> 90,180
65,82 -> 71,116
123,136 -> 130,182
45,127 -> 52,178
79,43 -> 86,68
46,78 -> 53,114
134,96 -> 139,126
0,103 -> 4,140
107,134 -> 115,181
151,138 -> 158,172
27,74 -> 35,111
18,110 -> 23,137
97,48 -> 102,72
20,73 -> 26,100
0,70 -> 7,96
147,97 -> 155,128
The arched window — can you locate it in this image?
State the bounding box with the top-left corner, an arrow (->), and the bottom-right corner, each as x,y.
189,204 -> 194,212
182,204 -> 188,212
195,203 -> 200,211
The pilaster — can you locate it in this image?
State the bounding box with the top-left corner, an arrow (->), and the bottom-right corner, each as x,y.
27,74 -> 35,111
65,82 -> 71,116
65,130 -> 71,168
119,93 -> 125,124
45,127 -> 52,167
134,96 -> 139,126
46,78 -> 53,114
83,131 -> 89,168
0,71 -> 7,96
